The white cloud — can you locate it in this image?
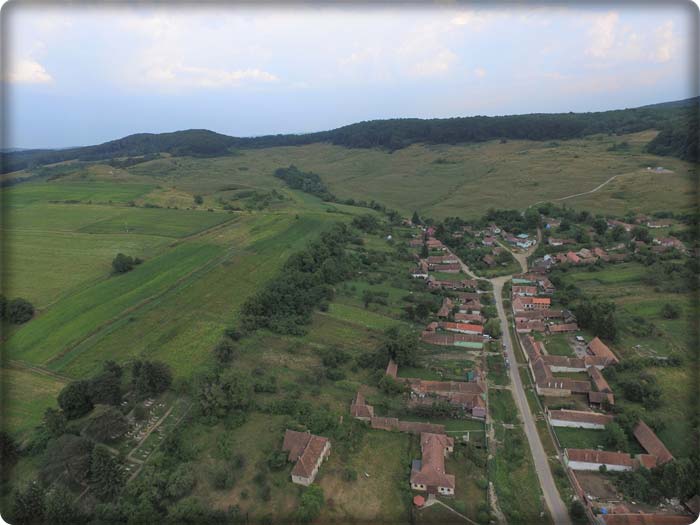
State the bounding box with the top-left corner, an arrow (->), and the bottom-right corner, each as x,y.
141,64 -> 278,88
6,58 -> 53,84
651,21 -> 675,63
410,49 -> 457,77
586,11 -> 619,58
474,67 -> 487,78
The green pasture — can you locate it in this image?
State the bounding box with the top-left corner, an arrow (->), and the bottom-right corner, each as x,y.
6,241 -> 224,369
0,367 -> 66,440
1,181 -> 153,207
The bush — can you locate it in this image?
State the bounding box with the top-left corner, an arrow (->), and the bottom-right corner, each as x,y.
296,485 -> 324,523
341,468 -> 357,482
5,297 -> 34,324
111,253 -> 142,274
661,303 -> 681,319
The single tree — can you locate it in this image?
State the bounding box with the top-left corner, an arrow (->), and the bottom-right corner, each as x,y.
43,408 -> 67,437
6,298 -> 34,324
58,380 -> 94,419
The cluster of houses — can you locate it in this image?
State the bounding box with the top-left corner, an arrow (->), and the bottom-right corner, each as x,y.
344,349 -> 489,496
521,334 -> 617,406
510,273 -> 579,334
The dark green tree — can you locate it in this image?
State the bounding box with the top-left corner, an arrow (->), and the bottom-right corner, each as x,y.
12,481 -> 45,525
58,380 -> 94,419
89,445 -> 125,501
43,407 -> 67,437
295,485 -> 324,523
6,298 -> 34,324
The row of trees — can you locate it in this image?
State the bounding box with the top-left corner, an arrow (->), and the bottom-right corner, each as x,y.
240,223 -> 357,335
274,165 -> 335,201
0,295 -> 34,324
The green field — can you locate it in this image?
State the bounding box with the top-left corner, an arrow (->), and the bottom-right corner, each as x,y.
0,366 -> 67,440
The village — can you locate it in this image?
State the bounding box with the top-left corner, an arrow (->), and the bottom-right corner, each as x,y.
272,210 -> 696,525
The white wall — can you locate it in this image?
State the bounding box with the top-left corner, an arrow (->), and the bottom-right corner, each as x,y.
550,419 -> 605,430
567,461 -> 631,472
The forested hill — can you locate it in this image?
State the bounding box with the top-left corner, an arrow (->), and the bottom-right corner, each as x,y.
3,97 -> 697,174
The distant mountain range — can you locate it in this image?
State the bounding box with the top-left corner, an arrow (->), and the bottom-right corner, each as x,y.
2,97 -> 697,174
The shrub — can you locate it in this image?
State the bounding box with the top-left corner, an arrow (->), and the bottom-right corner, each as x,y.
6,297 -> 34,324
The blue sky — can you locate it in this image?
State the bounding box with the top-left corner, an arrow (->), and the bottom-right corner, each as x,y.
2,2 -> 696,148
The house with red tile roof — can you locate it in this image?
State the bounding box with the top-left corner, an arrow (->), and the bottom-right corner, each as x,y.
282,430 -> 331,486
565,448 -> 634,471
588,366 -> 612,393
588,391 -> 615,408
410,433 -> 455,496
633,420 -> 674,465
454,312 -> 484,324
512,285 -> 538,296
566,251 -> 581,264
587,337 -> 619,364
439,322 -> 483,335
548,409 -> 613,429
545,322 -> 579,334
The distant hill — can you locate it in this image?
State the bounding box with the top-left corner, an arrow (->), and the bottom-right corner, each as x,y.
2,98 -> 697,174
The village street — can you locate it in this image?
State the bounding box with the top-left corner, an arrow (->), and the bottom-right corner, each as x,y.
492,275 -> 571,525
453,229 -> 571,525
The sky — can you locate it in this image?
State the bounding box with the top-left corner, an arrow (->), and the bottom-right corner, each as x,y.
1,2 -> 697,149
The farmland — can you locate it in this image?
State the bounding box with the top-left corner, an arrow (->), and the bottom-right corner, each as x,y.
1,123 -> 696,525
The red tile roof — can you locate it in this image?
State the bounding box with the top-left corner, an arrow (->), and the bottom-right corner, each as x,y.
588,337 -> 619,364
386,359 -> 398,378
439,322 -> 484,334
410,433 -> 455,490
566,448 -> 634,467
588,366 -> 612,393
633,421 -> 674,465
282,430 -> 330,479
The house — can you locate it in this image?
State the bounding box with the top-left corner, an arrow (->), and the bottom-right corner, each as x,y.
655,236 -> 686,251
564,448 -> 634,472
350,391 -> 374,421
566,251 -> 581,264
587,337 -> 619,365
588,366 -> 612,393
431,263 -> 461,273
592,247 -> 609,261
282,430 -> 331,486
427,254 -> 459,265
538,277 -> 556,294
545,322 -> 579,334
588,391 -> 615,408
530,354 -> 591,396
633,420 -> 674,465
512,285 -> 538,297
409,238 -> 424,248
406,378 -> 486,417
515,319 -> 546,333
410,433 -> 456,495
482,236 -> 496,246
454,312 -> 484,324
411,260 -> 429,279
512,296 -> 551,311
548,409 -> 613,429
542,355 -> 586,373
426,238 -> 446,250
647,219 -> 672,228
439,322 -> 483,335
386,359 -> 398,378
437,297 -> 453,318
483,255 -> 496,267
607,219 -> 634,232
421,331 -> 484,349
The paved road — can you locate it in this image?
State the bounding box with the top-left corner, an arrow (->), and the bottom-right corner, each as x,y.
491,275 -> 572,525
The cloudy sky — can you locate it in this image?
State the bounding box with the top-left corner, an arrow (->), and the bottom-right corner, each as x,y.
2,2 -> 696,148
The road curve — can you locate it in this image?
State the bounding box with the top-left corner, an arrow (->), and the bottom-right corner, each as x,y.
491,275 -> 572,525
